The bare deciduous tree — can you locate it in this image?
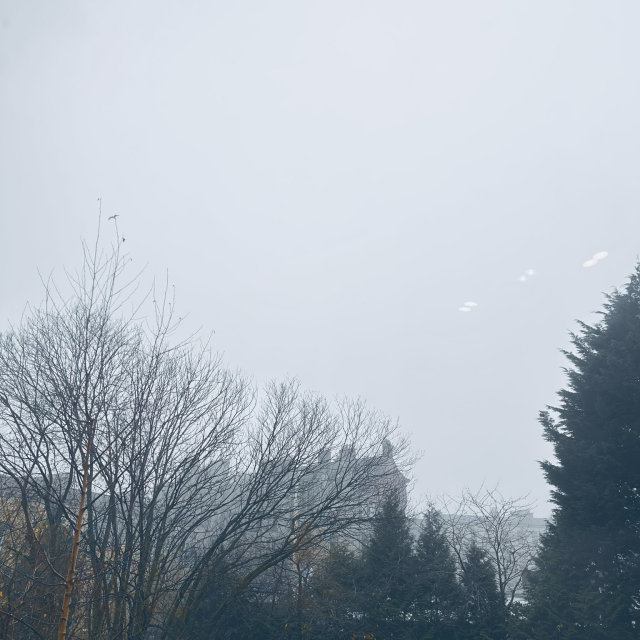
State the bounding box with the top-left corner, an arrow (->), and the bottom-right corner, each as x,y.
435,486 -> 537,607
0,234 -> 410,639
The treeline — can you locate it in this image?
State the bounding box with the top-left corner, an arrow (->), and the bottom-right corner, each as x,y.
193,492 -> 523,640
2,237 -> 640,639
0,243 -> 411,639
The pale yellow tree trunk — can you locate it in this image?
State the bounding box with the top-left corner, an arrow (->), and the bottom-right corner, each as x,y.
57,422 -> 92,640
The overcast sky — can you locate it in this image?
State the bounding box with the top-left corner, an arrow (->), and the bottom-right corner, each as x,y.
2,1 -> 640,516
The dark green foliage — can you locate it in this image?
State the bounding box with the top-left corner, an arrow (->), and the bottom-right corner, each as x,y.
181,501 -> 526,640
360,490 -> 416,640
526,264 -> 640,638
460,542 -> 504,638
414,508 -> 462,638
306,543 -> 361,640
179,557 -> 256,640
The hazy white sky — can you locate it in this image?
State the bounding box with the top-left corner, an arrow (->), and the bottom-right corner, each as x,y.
2,1 -> 640,515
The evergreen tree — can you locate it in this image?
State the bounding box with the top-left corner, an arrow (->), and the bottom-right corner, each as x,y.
460,543 -> 503,639
181,556 -> 258,640
414,508 -> 462,639
361,490 -> 415,640
306,543 -> 361,640
527,264 -> 640,639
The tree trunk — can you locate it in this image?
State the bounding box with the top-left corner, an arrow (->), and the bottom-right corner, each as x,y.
57,422 -> 92,640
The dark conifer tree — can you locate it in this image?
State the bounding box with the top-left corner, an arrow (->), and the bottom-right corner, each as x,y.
180,557 -> 258,640
527,264 -> 640,639
460,542 -> 503,639
414,508 -> 462,639
361,489 -> 415,640
306,542 -> 361,640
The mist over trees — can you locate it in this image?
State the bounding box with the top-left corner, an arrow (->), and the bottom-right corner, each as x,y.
1,237 -> 640,639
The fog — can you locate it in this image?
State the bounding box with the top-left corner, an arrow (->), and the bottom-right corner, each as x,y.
2,1 -> 640,516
